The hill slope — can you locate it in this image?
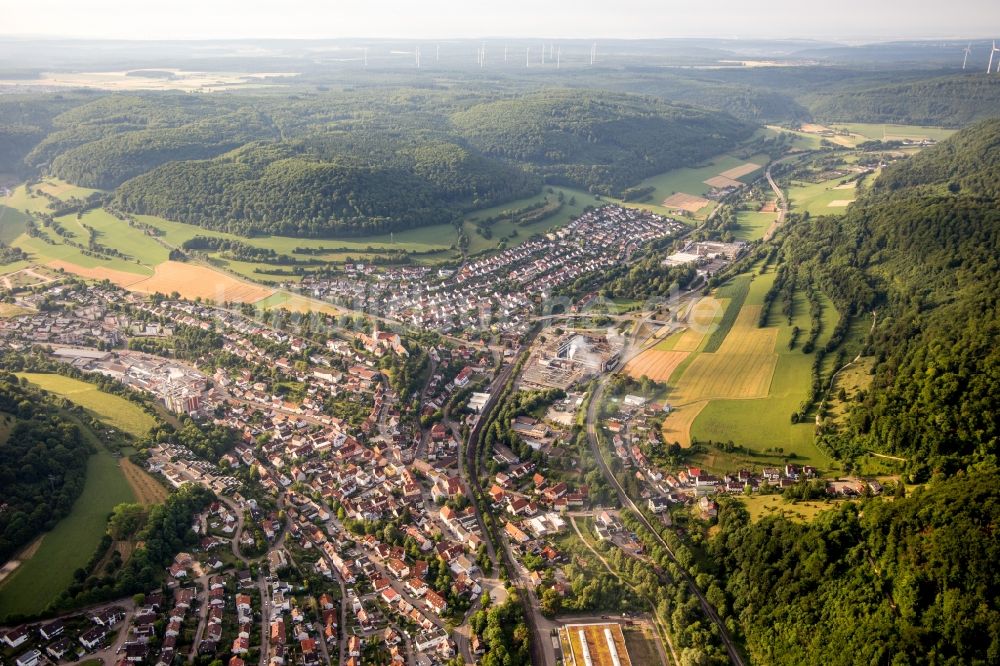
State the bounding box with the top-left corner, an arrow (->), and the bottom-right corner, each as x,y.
451,90 -> 753,195
778,117 -> 1000,475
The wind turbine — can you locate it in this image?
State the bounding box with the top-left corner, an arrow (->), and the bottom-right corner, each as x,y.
962,43 -> 972,69
504,44 -> 508,63
436,44 -> 440,62
557,47 -> 561,69
989,41 -> 999,74
363,47 -> 368,67
590,43 -> 597,65
526,46 -> 530,68
415,46 -> 421,68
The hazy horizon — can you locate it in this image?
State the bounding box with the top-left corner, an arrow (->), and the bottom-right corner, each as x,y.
2,0 -> 998,42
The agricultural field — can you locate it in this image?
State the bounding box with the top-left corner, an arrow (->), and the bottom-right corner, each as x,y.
658,265 -> 833,471
120,457 -> 170,505
30,177 -> 102,201
786,176 -> 859,216
830,123 -> 957,143
127,260 -> 275,303
0,417 -> 136,617
17,373 -> 156,438
609,151 -> 770,220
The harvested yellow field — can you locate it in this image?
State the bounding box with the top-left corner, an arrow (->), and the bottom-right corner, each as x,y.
828,199 -> 854,207
673,327 -> 707,352
47,259 -> 149,287
662,192 -> 711,213
719,162 -> 762,179
662,400 -> 708,447
703,175 -> 743,189
626,350 -> 690,382
128,261 -> 274,303
662,305 -> 778,447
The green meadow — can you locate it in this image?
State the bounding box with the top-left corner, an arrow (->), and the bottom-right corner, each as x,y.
17,373 -> 156,438
689,264 -> 835,472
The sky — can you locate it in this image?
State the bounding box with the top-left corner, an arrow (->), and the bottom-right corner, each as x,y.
2,0 -> 998,41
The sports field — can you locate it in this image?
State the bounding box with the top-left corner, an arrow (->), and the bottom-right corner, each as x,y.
0,416 -> 136,617
17,373 -> 156,438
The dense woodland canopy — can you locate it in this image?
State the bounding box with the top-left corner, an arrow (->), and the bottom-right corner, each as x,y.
451,90 -> 753,194
0,373 -> 91,564
711,469 -> 1000,664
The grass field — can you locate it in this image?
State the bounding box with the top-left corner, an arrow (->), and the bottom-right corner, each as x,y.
685,269 -> 833,470
786,176 -> 858,217
463,186 -> 595,255
733,210 -> 779,241
0,416 -> 136,617
252,291 -> 340,315
738,494 -> 839,523
702,275 -> 752,352
31,177 -> 102,201
17,373 -> 156,438
830,123 -> 957,143
609,152 -> 769,220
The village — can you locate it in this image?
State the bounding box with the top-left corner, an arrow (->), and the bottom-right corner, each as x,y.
290,205 -> 685,339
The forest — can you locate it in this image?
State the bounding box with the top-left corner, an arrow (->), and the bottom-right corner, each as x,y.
710,469 -> 1000,664
0,373 -> 92,564
773,118 -> 1000,476
1,88 -> 750,236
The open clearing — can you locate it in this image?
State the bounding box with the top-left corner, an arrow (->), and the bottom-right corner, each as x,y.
827,199 -> 854,207
738,494 -> 839,523
129,261 -> 274,303
0,417 -> 135,617
17,373 -> 156,438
